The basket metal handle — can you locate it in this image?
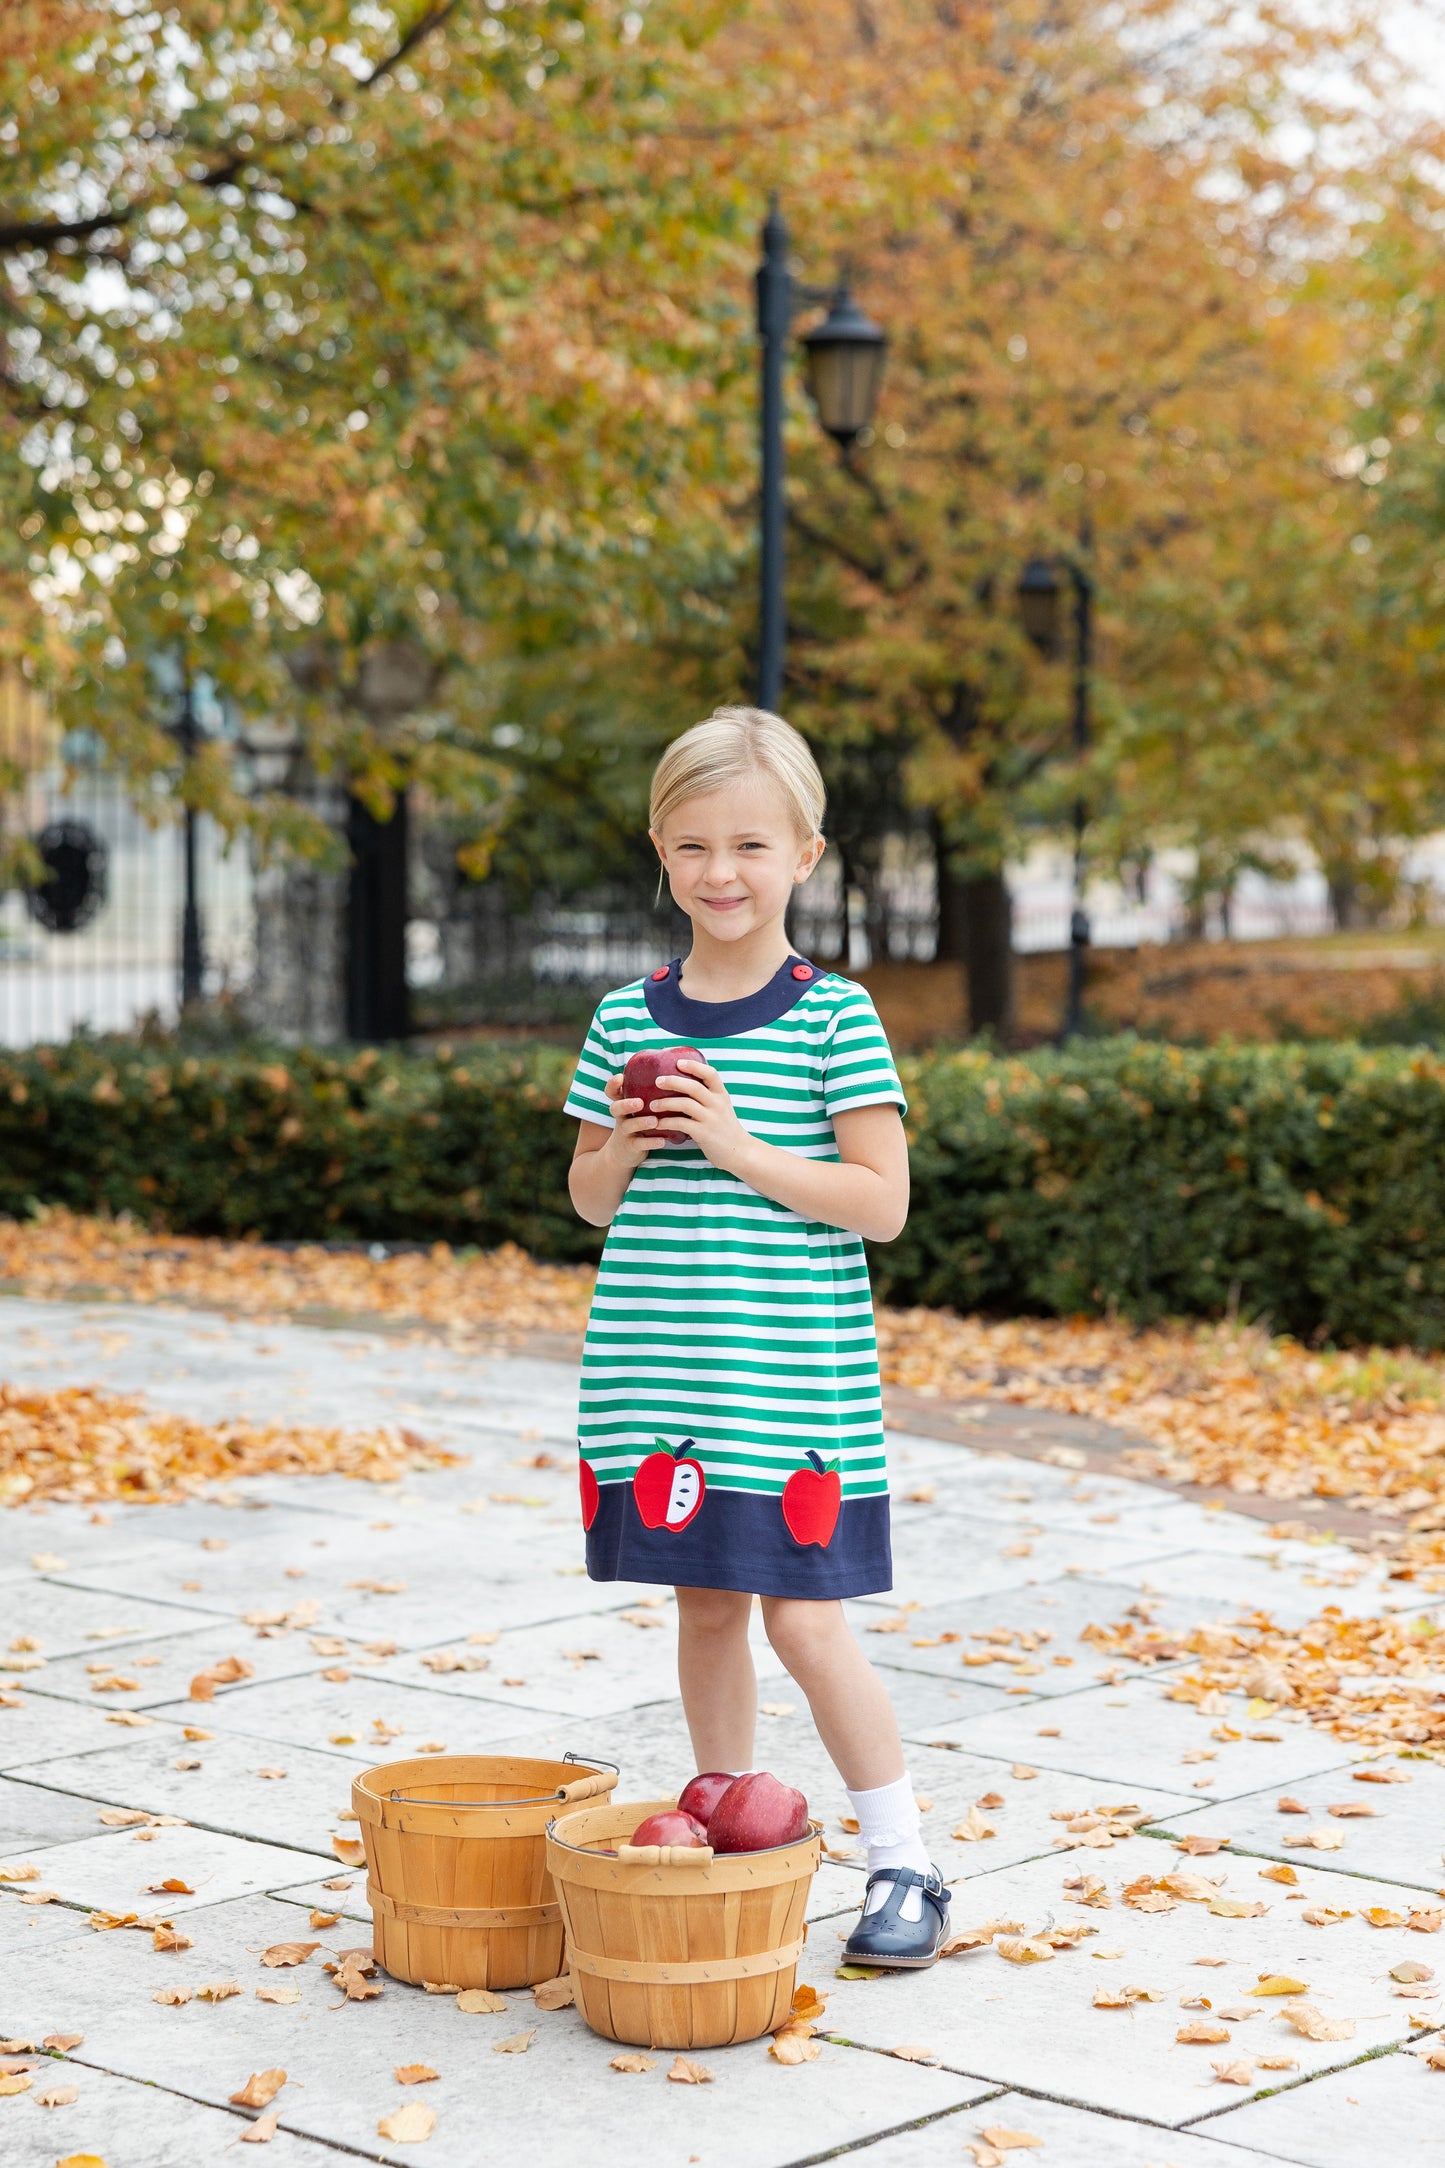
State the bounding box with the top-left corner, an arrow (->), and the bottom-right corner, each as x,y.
387,1750 -> 620,1811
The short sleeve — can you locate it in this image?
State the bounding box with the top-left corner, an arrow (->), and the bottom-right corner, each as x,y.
822,985 -> 907,1116
563,1004 -> 617,1126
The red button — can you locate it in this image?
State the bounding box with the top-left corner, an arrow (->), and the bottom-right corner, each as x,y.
650,966 -> 670,981
791,964 -> 814,980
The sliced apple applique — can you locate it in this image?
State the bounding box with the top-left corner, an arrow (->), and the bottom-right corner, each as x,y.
579,1459 -> 600,1532
633,1438 -> 706,1532
782,1450 -> 841,1548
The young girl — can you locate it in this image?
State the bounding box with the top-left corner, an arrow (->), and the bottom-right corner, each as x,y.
564,705 -> 949,1966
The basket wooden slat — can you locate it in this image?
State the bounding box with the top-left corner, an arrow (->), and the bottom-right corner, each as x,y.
353,1754 -> 617,1990
546,1796 -> 820,2048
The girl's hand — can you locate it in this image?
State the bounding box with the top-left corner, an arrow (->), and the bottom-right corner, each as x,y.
601,1069 -> 666,1168
649,1057 -> 753,1176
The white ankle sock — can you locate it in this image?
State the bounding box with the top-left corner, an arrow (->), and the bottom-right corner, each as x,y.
846,1774 -> 931,1920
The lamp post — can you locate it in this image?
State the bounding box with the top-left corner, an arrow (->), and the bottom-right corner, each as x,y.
172,663 -> 206,1009
755,202 -> 887,711
1018,554 -> 1094,1040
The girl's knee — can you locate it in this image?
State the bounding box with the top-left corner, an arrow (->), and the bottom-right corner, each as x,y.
762,1597 -> 844,1676
676,1586 -> 751,1639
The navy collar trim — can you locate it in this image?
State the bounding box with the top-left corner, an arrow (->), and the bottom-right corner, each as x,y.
643,954 -> 827,1037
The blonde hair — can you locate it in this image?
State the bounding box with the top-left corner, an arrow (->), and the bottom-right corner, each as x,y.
649,707 -> 826,843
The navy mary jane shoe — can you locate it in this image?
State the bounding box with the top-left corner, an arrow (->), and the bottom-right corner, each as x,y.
842,1864 -> 952,1969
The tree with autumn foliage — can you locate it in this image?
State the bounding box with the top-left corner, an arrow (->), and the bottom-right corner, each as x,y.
8,0 -> 1445,1041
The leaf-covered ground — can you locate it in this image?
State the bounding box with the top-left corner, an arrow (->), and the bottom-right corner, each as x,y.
0,1381 -> 458,1506
7,1211 -> 1445,1527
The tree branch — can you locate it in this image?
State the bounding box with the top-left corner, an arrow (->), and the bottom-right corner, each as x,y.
1,2 -> 459,257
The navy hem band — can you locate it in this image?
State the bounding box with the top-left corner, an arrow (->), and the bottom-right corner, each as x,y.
584,1480 -> 892,1600
643,955 -> 827,1037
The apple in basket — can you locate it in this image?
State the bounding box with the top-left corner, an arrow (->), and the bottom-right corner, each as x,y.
706,1772 -> 809,1854
621,1048 -> 705,1146
629,1809 -> 709,1848
676,1771 -> 737,1826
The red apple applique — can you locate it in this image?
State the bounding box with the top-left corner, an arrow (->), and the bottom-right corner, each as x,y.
579,1459 -> 600,1532
633,1437 -> 706,1532
782,1450 -> 841,1548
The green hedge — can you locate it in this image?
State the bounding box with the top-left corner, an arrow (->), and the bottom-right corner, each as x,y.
0,1039 -> 599,1263
882,1039 -> 1445,1348
4,1035 -> 1445,1346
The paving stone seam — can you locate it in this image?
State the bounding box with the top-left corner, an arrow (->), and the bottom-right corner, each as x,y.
29,1571 -> 239,1622
0,1772 -> 346,1860
924,1744 -> 1205,1802
43,2055 -> 403,2163
814,2038 -> 1318,2140
1176,2031 -> 1442,2134
770,2087 -> 1008,2167
1134,1831 -> 1445,1900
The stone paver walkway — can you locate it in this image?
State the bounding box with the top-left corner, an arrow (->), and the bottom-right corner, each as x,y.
1,1295 -> 1442,2167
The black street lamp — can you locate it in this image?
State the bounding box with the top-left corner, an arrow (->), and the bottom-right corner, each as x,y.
171,662 -> 207,1009
755,202 -> 886,711
1017,554 -> 1095,1041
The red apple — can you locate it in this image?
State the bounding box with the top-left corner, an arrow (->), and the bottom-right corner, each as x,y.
782,1450 -> 842,1549
677,1771 -> 737,1826
629,1809 -> 709,1848
579,1459 -> 600,1532
632,1437 -> 706,1532
621,1047 -> 704,1146
706,1771 -> 809,1854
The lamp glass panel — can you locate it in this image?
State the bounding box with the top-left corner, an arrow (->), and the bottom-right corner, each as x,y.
805,340 -> 886,440
1017,562 -> 1062,654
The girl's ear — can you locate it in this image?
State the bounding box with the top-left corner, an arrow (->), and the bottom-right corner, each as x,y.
794,833 -> 826,884
649,828 -> 668,907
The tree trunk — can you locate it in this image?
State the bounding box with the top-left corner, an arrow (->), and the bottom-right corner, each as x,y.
345,789 -> 411,1042
959,868 -> 1015,1037
935,829 -> 1014,1036
1328,868 -> 1362,931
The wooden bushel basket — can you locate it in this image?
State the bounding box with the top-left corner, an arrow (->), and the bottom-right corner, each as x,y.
353,1752 -> 618,1990
546,1794 -> 821,2049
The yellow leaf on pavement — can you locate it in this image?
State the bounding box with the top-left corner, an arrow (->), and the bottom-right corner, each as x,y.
240,2111 -> 281,2144
667,2056 -> 713,2083
491,2030 -> 534,2055
532,1977 -> 574,2010
609,2053 -> 657,2073
456,1988 -> 507,2014
952,1806 -> 997,1842
395,2065 -> 438,2085
789,1984 -> 828,2022
377,2101 -> 436,2142
229,2071 -> 286,2108
769,2032 -> 820,2064
1282,2002 -> 1355,2042
1250,1976 -> 1308,1996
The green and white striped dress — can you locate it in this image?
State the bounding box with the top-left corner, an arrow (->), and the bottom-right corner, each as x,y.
563,953 -> 905,1598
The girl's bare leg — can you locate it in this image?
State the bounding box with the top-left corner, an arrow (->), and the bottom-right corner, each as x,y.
674,1584 -> 757,1772
759,1596 -> 905,1789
